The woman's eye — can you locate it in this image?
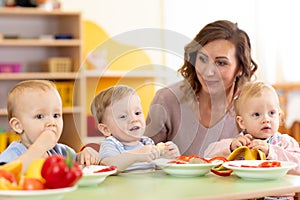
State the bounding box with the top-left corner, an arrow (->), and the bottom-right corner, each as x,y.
215,60 -> 227,67
199,55 -> 208,63
35,114 -> 43,119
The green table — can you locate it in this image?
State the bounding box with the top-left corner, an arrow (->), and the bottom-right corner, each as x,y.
63,170 -> 300,200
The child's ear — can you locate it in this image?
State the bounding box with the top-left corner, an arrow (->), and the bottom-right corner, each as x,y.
236,116 -> 246,130
9,117 -> 23,134
97,123 -> 111,137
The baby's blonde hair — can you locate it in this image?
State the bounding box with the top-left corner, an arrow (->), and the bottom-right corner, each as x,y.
90,85 -> 136,123
7,80 -> 57,120
234,81 -> 282,131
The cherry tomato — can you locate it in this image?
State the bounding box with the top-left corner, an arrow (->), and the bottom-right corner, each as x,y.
0,169 -> 17,184
23,178 -> 45,190
258,161 -> 281,168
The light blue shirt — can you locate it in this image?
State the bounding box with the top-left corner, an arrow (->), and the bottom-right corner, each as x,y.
100,136 -> 156,173
0,141 -> 76,165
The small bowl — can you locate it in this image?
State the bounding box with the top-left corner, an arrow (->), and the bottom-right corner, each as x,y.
78,165 -> 117,187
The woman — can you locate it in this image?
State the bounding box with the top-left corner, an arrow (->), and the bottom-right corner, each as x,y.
144,20 -> 258,156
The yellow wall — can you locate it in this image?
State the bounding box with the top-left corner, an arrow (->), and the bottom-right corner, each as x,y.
83,20 -> 155,116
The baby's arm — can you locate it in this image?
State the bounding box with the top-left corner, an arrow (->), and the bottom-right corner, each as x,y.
76,147 -> 100,166
101,145 -> 159,172
18,130 -> 57,173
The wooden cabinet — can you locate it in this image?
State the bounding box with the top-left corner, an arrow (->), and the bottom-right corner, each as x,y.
273,83 -> 300,143
0,8 -> 83,151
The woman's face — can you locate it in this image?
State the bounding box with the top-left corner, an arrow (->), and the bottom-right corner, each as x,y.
195,39 -> 241,96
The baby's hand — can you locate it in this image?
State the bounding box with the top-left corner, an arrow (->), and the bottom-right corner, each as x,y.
76,147 -> 100,166
248,139 -> 269,156
156,141 -> 180,158
230,134 -> 252,151
34,130 -> 58,152
131,145 -> 160,162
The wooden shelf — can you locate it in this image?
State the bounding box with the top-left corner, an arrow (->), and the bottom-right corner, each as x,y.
0,39 -> 81,47
0,7 -> 80,16
0,8 -> 83,151
82,69 -> 167,78
0,72 -> 79,80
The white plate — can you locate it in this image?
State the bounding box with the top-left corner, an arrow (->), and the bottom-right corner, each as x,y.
78,165 -> 117,186
0,185 -> 76,200
153,158 -> 223,177
223,160 -> 297,180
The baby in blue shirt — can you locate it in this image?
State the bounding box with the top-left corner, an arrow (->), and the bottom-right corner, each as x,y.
0,80 -> 100,173
91,85 -> 180,172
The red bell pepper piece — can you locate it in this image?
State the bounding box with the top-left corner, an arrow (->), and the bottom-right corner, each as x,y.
258,161 -> 281,168
176,155 -> 199,162
41,149 -> 82,189
94,166 -> 117,173
208,156 -> 228,163
167,160 -> 187,164
210,168 -> 233,176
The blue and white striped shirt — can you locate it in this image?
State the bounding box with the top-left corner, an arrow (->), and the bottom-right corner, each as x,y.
99,136 -> 156,173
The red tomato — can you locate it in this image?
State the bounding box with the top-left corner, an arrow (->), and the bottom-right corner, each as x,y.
23,178 -> 45,190
258,161 -> 281,168
0,169 -> 17,184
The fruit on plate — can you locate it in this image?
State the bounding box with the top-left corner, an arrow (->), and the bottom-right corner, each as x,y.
25,158 -> 45,182
168,155 -> 228,164
0,176 -> 20,190
210,146 -> 267,176
22,177 -> 45,190
0,152 -> 83,190
0,169 -> 20,190
156,142 -> 167,155
41,149 -> 82,189
0,159 -> 22,182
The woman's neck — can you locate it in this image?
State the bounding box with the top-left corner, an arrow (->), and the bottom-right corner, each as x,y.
198,86 -> 234,127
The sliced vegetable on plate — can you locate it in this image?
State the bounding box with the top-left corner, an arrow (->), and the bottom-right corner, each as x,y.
223,160 -> 297,180
78,165 -> 117,187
